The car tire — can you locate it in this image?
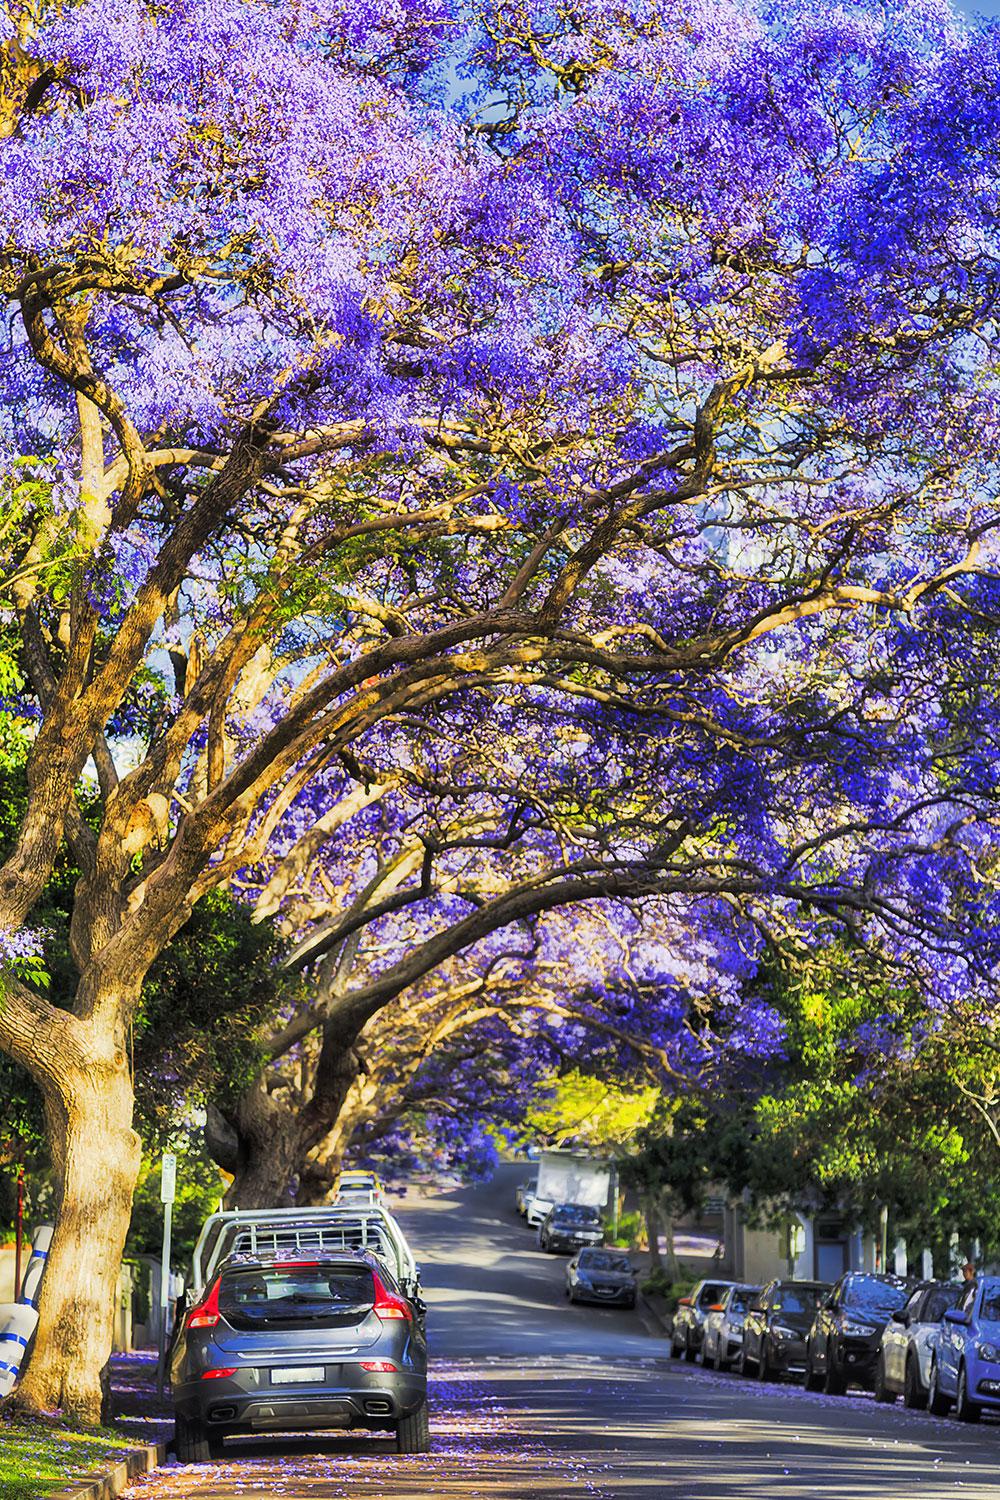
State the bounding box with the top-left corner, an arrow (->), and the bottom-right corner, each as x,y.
625,1296 -> 636,1310
684,1333 -> 698,1363
903,1354 -> 927,1410
758,1342 -> 775,1382
696,1339 -> 706,1366
956,1363 -> 981,1424
730,1348 -> 743,1375
712,1344 -> 724,1372
670,1326 -> 684,1358
823,1361 -> 846,1396
804,1359 -> 823,1392
174,1412 -> 211,1464
397,1399 -> 431,1454
873,1354 -> 896,1404
927,1359 -> 951,1416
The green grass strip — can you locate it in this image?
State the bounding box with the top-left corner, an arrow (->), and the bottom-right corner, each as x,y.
0,1420 -> 141,1500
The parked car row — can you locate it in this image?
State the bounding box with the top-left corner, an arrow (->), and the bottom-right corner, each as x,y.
674,1268 -> 1000,1423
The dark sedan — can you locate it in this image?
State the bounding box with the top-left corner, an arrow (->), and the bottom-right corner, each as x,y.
805,1271 -> 909,1395
566,1249 -> 636,1307
170,1251 -> 429,1459
742,1279 -> 830,1381
539,1203 -> 605,1253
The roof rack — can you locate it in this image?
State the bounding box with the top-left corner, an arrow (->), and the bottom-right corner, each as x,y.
190,1205 -> 420,1295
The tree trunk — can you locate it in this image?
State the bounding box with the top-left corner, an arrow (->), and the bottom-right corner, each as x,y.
8,1052 -> 140,1424
218,1079 -> 302,1210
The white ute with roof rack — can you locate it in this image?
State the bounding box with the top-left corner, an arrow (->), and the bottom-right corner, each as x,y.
188,1204 -> 422,1303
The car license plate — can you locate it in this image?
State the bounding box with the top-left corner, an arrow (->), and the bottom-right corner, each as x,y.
271,1366 -> 325,1384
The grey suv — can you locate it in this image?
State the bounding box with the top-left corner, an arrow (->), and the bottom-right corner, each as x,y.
170,1251 -> 429,1458
670,1279 -> 737,1361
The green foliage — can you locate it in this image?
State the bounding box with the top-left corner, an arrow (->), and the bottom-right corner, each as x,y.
125,1137 -> 228,1264
626,943 -> 1000,1261
520,1070 -> 659,1151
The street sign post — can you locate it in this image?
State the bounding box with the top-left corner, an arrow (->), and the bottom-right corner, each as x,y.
156,1153 -> 177,1399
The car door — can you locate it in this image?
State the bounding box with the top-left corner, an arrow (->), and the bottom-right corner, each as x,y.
939,1281 -> 976,1393
812,1282 -> 840,1370
748,1283 -> 773,1364
884,1289 -> 921,1387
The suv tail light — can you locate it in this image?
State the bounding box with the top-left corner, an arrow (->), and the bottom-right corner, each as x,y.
188,1281 -> 222,1329
372,1273 -> 411,1322
360,1360 -> 398,1371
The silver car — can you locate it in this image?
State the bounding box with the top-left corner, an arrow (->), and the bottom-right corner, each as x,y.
701,1284 -> 761,1371
875,1280 -> 961,1406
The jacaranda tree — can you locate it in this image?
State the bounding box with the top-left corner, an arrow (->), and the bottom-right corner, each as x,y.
2,0 -> 1000,1420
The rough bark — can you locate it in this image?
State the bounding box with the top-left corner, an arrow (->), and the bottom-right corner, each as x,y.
4,1028 -> 140,1423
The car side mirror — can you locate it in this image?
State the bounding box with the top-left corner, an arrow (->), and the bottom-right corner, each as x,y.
824,1296 -> 836,1310
889,1309 -> 906,1324
708,1303 -> 724,1312
944,1309 -> 969,1325
677,1296 -> 691,1307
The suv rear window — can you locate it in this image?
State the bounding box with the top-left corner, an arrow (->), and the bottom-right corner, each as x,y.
698,1284 -> 729,1306
218,1263 -> 376,1330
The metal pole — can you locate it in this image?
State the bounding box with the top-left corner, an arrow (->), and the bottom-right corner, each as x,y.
156,1198 -> 173,1399
156,1152 -> 177,1400
14,1163 -> 24,1299
611,1163 -> 619,1242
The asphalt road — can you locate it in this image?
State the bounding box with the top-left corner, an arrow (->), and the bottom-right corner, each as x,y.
127,1164 -> 1000,1500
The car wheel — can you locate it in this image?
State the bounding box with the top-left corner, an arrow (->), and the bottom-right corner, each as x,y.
804,1358 -> 823,1393
712,1344 -> 724,1372
903,1354 -> 927,1411
684,1333 -> 698,1363
696,1338 -> 707,1366
927,1359 -> 951,1417
566,1285 -> 574,1302
823,1360 -> 846,1396
956,1363 -> 981,1424
873,1353 -> 896,1404
730,1348 -> 743,1375
625,1296 -> 636,1310
174,1412 -> 211,1464
397,1399 -> 431,1454
670,1326 -> 684,1358
758,1341 -> 776,1382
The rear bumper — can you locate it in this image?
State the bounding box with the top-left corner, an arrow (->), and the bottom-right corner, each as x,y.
175,1373 -> 426,1435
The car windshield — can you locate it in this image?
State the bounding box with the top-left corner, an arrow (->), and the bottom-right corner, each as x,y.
555,1207 -> 601,1224
731,1287 -> 758,1311
844,1277 -> 908,1318
579,1252 -> 631,1274
218,1262 -> 377,1330
773,1288 -> 822,1314
698,1284 -> 729,1306
925,1287 -> 961,1321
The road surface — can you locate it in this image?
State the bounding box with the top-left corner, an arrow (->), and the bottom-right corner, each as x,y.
126,1164 -> 1000,1499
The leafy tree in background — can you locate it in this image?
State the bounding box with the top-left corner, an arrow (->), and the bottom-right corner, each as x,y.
4,0 -> 1000,1419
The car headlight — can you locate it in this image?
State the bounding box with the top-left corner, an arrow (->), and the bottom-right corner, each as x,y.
840,1319 -> 878,1337
771,1324 -> 798,1339
977,1342 -> 1000,1362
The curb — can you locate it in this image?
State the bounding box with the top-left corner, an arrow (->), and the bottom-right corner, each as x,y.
49,1440 -> 169,1500
637,1289 -> 672,1341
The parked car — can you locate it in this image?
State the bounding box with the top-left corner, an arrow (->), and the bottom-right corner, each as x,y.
526,1193 -> 557,1228
670,1279 -> 737,1361
928,1275 -> 1000,1422
515,1176 -> 538,1217
566,1248 -> 636,1307
539,1203 -> 605,1253
701,1284 -> 761,1371
804,1272 -> 909,1394
874,1280 -> 960,1407
171,1250 -> 429,1460
332,1170 -> 387,1204
742,1279 -> 829,1381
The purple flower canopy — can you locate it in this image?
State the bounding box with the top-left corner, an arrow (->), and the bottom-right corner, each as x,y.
4,0 -> 1000,1049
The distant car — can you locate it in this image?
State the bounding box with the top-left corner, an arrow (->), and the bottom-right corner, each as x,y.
526,1194 -> 557,1228
928,1275 -> 1000,1421
566,1249 -> 636,1308
701,1284 -> 761,1371
332,1170 -> 387,1205
742,1280 -> 829,1381
170,1250 -> 428,1460
874,1280 -> 960,1406
805,1272 -> 909,1394
515,1176 -> 538,1217
670,1279 -> 737,1362
539,1203 -> 605,1253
